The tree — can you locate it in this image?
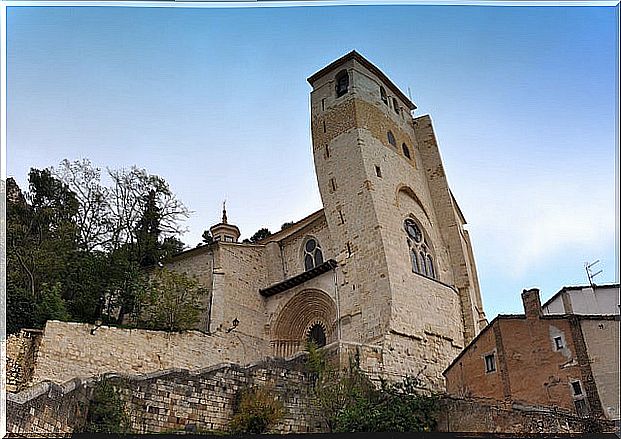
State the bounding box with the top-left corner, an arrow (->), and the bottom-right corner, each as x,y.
280,221 -> 295,230
137,268 -> 206,332
53,159 -> 112,251
6,172 -> 79,333
34,283 -> 70,326
201,230 -> 214,245
249,227 -> 272,243
83,378 -> 131,433
107,166 -> 190,251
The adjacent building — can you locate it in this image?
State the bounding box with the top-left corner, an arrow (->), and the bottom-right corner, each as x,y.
443,285 -> 620,420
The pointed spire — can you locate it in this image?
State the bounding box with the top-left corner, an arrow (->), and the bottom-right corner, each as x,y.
222,200 -> 228,224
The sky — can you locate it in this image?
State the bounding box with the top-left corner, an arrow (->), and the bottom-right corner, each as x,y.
6,3 -> 619,319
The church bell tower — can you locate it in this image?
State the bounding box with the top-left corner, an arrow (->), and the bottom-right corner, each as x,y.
307,51 -> 486,386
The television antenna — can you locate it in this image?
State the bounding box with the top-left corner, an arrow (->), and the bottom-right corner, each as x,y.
585,260 -> 602,288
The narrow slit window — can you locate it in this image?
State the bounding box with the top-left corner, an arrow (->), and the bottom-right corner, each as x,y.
380,86 -> 388,104
402,143 -> 411,159
325,145 -> 330,159
330,178 -> 337,192
485,353 -> 496,373
393,98 -> 400,114
375,165 -> 382,178
387,131 -> 396,147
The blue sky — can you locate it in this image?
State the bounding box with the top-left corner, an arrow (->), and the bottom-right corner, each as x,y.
6,4 -> 619,319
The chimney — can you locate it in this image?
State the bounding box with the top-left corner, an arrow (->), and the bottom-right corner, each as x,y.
522,288 -> 542,319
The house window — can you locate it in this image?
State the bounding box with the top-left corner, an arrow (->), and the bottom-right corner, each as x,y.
574,399 -> 589,417
304,238 -> 324,271
335,70 -> 349,97
380,86 -> 388,104
554,336 -> 564,350
393,98 -> 400,114
387,131 -> 396,147
404,218 -> 437,279
571,381 -> 583,396
484,353 -> 496,373
402,143 -> 411,159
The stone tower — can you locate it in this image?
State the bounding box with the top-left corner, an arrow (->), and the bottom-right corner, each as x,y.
210,202 -> 240,243
307,51 -> 486,386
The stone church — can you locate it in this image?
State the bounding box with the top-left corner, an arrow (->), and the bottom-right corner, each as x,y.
165,51 -> 488,388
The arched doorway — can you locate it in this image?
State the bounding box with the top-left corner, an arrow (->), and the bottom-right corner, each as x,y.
271,289 -> 336,357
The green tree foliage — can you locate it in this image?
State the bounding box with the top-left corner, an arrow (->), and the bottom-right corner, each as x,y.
306,344 -> 438,432
249,227 -> 272,243
84,378 -> 131,433
6,160 -> 190,334
34,283 -> 70,326
201,230 -> 214,245
280,221 -> 295,230
136,268 -> 206,332
229,385 -> 285,434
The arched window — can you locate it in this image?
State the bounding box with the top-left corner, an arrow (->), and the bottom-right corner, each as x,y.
393,98 -> 400,114
335,70 -> 349,97
304,238 -> 324,271
427,255 -> 435,278
404,218 -> 436,279
402,143 -> 411,159
307,323 -> 326,348
380,86 -> 388,104
387,131 -> 396,147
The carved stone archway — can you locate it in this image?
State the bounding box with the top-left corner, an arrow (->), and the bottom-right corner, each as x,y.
271,289 -> 337,358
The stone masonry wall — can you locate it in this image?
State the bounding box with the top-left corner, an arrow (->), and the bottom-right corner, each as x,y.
30,320 -> 270,386
7,356 -> 324,434
5,329 -> 43,393
7,357 -> 614,435
437,396 -> 616,434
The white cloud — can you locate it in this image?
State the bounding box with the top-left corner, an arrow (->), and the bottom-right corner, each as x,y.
462,175 -> 616,278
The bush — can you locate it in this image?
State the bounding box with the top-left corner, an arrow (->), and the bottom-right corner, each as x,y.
83,378 -> 131,433
229,385 -> 285,434
306,344 -> 438,432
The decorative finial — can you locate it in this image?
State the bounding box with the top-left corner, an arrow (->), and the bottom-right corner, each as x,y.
222,200 -> 228,224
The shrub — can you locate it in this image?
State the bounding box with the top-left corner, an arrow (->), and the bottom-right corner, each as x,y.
229,385 -> 285,434
83,378 -> 131,433
306,344 -> 438,432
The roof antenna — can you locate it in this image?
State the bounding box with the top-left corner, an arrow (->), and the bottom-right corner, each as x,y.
585,260 -> 602,288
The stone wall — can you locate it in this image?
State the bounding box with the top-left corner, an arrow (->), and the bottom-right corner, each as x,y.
5,329 -> 43,392
6,378 -> 93,433
7,356 -> 323,434
7,357 -> 614,435
29,320 -> 270,386
437,396 -> 616,434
